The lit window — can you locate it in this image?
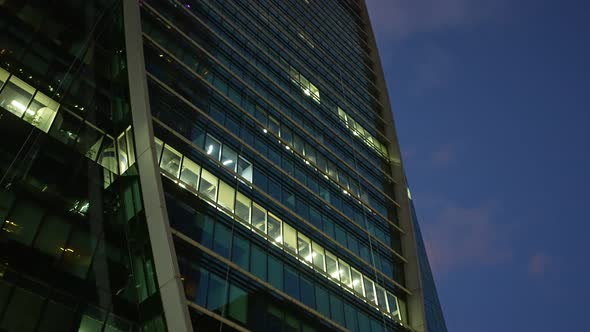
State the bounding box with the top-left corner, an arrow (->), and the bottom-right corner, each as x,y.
198,169 -> 218,202
217,182 -> 235,213
268,116 -> 280,136
22,91 -> 59,133
267,213 -> 282,244
251,202 -> 267,234
235,192 -> 251,225
283,223 -> 297,255
154,138 -> 164,163
205,134 -> 222,160
180,158 -> 201,190
337,107 -> 388,158
221,145 -> 238,171
161,144 -> 182,178
237,156 -> 253,182
363,277 -> 377,305
297,233 -> 312,263
288,66 -> 321,104
338,259 -> 352,288
351,268 -> 364,296
0,75 -> 35,118
312,242 -> 326,272
117,132 -> 130,174
98,136 -> 118,175
0,67 -> 8,86
326,251 -> 339,280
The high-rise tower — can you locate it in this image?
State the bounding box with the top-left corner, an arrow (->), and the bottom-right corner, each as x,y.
0,0 -> 446,331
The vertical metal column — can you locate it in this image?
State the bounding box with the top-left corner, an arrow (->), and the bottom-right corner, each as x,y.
121,1 -> 193,330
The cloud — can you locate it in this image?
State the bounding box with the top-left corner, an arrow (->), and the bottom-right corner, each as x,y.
420,200 -> 512,275
528,253 -> 553,277
366,0 -> 505,41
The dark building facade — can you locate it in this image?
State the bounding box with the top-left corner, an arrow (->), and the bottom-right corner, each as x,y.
0,0 -> 446,331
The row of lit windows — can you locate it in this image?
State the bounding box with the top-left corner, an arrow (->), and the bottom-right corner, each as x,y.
288,66 -> 321,104
144,3 -> 393,186
338,107 -> 389,159
0,66 -> 137,186
154,138 -> 404,323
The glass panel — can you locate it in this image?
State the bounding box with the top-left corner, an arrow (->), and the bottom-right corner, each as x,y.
235,192 -> 251,224
0,67 -> 8,86
154,138 -> 164,163
205,134 -> 222,161
351,268 -> 364,296
198,169 -> 218,202
126,127 -> 136,166
387,292 -> 398,316
297,233 -> 312,264
283,223 -> 297,255
251,202 -> 267,234
325,251 -> 339,280
179,158 -> 201,190
338,259 -> 352,288
221,145 -> 238,171
77,123 -> 104,162
228,284 -> 248,324
311,242 -> 325,272
237,156 -> 253,182
362,277 -> 377,305
217,182 -> 235,213
22,91 -> 59,132
267,213 -> 282,244
0,75 -> 35,117
117,132 -> 129,174
375,285 -> 388,311
161,144 -> 182,177
268,116 -> 280,136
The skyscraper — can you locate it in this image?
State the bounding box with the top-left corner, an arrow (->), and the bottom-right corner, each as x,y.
0,0 -> 446,331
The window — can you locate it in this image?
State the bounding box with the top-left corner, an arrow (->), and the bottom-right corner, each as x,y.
205,134 -> 222,160
363,277 -> 377,305
180,158 -> 201,190
312,242 -> 325,272
325,251 -> 339,280
221,145 -> 238,171
154,138 -> 164,163
375,284 -> 388,311
161,144 -> 182,177
386,292 -> 399,317
228,284 -> 248,324
0,75 -> 35,118
22,91 -> 59,133
283,223 -> 297,254
198,169 -> 218,202
235,192 -> 251,224
0,67 -> 8,87
338,259 -> 352,288
297,233 -> 312,264
217,182 -> 235,213
237,156 -> 253,182
251,202 -> 267,234
267,213 -> 282,244
351,268 -> 364,296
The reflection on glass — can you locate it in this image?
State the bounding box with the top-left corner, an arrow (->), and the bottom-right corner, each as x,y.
235,192 -> 251,224
22,91 -> 59,132
217,182 -> 235,213
283,223 -> 297,254
154,138 -> 164,163
338,259 -> 352,288
326,251 -> 339,280
205,134 -> 222,161
363,277 -> 377,305
0,75 -> 35,117
0,67 -> 8,86
297,233 -> 311,263
221,145 -> 238,171
267,213 -> 282,244
161,144 -> 182,177
375,285 -> 388,311
237,156 -> 253,182
198,169 -> 218,202
387,292 -> 399,317
98,137 -> 118,175
312,242 -> 325,272
117,132 -> 129,174
351,268 -> 364,296
180,158 -> 201,190
251,203 -> 266,234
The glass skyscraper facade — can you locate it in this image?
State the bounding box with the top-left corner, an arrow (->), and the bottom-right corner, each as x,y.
0,0 -> 446,331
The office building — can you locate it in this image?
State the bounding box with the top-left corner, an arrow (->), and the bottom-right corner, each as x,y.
0,0 -> 446,331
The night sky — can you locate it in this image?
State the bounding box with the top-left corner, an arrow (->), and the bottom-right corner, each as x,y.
366,0 -> 590,331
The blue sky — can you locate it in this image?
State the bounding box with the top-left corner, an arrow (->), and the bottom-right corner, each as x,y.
366,0 -> 590,331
